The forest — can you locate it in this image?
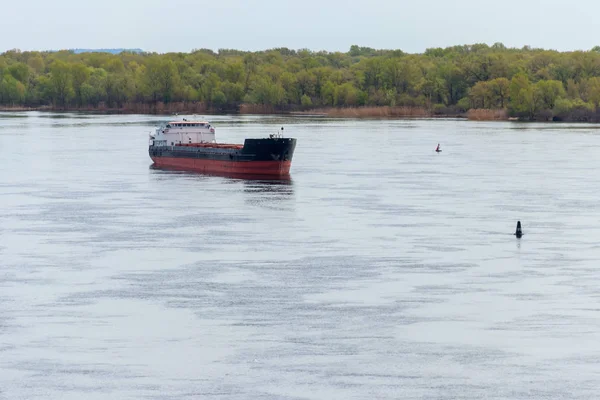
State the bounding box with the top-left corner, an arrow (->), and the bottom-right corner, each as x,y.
2,43 -> 600,120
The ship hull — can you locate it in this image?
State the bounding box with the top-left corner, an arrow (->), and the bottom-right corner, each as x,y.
150,157 -> 292,176
149,137 -> 296,177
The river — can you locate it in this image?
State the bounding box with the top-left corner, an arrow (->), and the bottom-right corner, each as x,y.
1,112 -> 599,399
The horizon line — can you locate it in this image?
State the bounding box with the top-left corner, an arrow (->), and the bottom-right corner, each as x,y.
3,42 -> 600,55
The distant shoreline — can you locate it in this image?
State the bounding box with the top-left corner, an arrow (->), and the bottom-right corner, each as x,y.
0,105 -> 595,122
0,104 -> 460,118
3,44 -> 600,124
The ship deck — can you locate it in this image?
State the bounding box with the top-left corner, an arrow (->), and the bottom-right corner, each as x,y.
177,143 -> 243,150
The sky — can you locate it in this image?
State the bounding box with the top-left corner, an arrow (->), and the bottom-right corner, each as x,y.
1,0 -> 598,54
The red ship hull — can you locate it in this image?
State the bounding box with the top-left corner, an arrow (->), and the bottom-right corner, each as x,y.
151,156 -> 292,176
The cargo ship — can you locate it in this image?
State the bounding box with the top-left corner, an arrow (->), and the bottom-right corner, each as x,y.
148,120 -> 297,176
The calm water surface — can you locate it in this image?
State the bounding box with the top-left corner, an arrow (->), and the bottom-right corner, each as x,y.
1,112 -> 600,399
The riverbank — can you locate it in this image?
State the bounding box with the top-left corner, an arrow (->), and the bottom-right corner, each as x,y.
0,103 -> 464,118
0,103 -> 469,119
1,104 -> 599,122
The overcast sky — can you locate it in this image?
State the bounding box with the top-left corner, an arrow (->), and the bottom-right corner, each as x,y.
1,0 -> 597,54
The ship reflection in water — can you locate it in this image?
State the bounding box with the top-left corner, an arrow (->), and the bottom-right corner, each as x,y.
149,164 -> 294,210
149,163 -> 294,191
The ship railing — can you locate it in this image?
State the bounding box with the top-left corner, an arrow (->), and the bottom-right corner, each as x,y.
269,127 -> 285,139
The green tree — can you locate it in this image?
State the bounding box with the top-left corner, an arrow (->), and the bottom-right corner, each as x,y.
321,81 -> 335,106
143,58 -> 179,103
27,55 -> 45,73
197,72 -> 220,103
0,75 -> 26,104
243,54 -> 258,93
300,94 -> 313,108
210,90 -> 227,109
469,81 -> 491,108
489,77 -> 510,108
106,73 -> 132,107
248,77 -> 285,106
49,60 -> 73,106
419,72 -> 447,105
7,63 -> 30,83
71,63 -> 90,106
334,82 -> 360,106
220,81 -> 244,107
587,77 -> 600,107
535,80 -> 565,109
509,73 -> 532,116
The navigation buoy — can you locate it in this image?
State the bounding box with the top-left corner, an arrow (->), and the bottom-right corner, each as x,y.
515,221 -> 523,238
435,143 -> 442,153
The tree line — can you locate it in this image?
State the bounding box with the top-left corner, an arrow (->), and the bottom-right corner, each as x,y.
2,43 -> 600,120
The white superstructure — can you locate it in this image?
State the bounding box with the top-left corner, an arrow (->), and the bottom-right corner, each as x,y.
150,120 -> 216,147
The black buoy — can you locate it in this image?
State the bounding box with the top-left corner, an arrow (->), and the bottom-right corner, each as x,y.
515,221 -> 523,238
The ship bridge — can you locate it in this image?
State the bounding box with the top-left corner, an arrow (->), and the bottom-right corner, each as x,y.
152,120 -> 216,146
